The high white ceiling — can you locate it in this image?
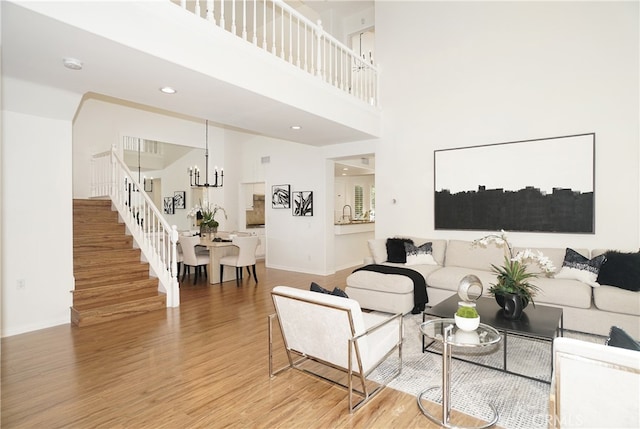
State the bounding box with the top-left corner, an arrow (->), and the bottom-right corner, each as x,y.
1,1 -> 376,146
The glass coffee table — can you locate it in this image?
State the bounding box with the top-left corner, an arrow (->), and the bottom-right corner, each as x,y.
423,295 -> 564,383
419,319 -> 502,429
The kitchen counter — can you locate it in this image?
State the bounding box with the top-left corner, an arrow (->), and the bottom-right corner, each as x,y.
334,221 -> 374,235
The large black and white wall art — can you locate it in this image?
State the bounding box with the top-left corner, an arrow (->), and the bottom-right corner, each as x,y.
434,133 -> 595,233
292,191 -> 313,216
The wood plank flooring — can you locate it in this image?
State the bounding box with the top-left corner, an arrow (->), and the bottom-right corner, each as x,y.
2,263 -> 494,428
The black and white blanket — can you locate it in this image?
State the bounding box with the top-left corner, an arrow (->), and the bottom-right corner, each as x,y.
352,264 -> 428,314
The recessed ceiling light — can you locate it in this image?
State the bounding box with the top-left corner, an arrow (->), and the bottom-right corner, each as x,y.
62,57 -> 83,70
290,125 -> 302,130
160,86 -> 177,94
343,167 -> 349,171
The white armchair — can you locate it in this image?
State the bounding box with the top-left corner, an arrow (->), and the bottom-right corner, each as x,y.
550,337 -> 640,428
269,286 -> 403,413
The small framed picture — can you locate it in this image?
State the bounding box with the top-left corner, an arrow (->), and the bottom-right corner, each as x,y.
272,184 -> 291,209
174,191 -> 186,209
292,191 -> 313,216
164,197 -> 175,214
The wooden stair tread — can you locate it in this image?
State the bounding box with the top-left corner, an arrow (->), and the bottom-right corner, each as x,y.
73,289 -> 164,311
70,294 -> 166,327
72,198 -> 166,327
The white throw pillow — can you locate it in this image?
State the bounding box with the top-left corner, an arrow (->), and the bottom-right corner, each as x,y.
368,239 -> 388,264
405,242 -> 438,266
554,248 -> 606,288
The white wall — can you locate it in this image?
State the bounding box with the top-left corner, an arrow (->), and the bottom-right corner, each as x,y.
2,110 -> 76,336
375,1 -> 639,251
236,132 -> 331,274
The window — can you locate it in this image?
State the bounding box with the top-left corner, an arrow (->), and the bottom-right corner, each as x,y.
354,185 -> 363,218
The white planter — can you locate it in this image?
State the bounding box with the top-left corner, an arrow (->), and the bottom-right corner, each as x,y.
454,314 -> 480,331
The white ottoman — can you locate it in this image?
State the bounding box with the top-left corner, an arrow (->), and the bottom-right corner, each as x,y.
345,270 -> 414,314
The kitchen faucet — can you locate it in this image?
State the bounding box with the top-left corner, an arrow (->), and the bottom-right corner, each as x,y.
342,205 -> 353,222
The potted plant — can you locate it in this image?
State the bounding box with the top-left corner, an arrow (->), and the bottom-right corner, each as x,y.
188,200 -> 227,237
454,304 -> 480,331
473,230 -> 555,319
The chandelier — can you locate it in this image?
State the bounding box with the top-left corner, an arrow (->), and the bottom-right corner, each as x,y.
189,120 -> 223,188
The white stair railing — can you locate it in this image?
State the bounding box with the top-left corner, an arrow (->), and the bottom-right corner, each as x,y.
90,146 -> 180,307
177,0 -> 378,106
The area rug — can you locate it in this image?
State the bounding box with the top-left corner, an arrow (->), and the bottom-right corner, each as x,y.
369,313 -> 605,429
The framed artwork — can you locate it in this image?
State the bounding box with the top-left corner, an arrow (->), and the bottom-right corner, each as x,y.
272,184 -> 291,209
163,197 -> 175,215
174,191 -> 186,209
434,133 -> 595,233
292,191 -> 313,216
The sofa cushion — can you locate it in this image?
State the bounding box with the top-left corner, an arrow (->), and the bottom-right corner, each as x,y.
404,241 -> 437,266
531,277 -> 593,309
346,270 -> 414,294
596,251 -> 640,292
554,248 -> 606,287
384,261 -> 442,281
445,239 -> 504,271
593,285 -> 640,316
426,266 -> 496,295
386,238 -> 413,263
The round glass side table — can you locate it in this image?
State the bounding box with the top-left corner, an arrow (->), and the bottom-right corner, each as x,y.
418,318 -> 502,429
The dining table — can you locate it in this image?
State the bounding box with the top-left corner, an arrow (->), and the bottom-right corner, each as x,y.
197,231 -> 251,284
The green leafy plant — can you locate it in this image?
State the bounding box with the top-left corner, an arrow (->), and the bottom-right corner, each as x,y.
456,306 -> 479,318
473,230 -> 555,307
489,256 -> 541,306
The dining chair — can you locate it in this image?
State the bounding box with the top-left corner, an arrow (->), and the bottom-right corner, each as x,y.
178,235 -> 210,285
219,236 -> 259,286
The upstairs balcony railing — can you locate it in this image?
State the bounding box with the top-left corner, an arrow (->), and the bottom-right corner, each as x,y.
177,0 -> 378,106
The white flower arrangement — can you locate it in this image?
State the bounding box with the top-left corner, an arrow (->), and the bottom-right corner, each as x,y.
472,229 -> 555,274
187,199 -> 227,228
472,230 -> 555,305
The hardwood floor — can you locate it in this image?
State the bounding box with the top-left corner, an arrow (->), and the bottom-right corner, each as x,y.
2,263 -> 493,428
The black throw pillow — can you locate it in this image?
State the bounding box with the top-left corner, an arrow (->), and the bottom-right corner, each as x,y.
331,287 -> 349,298
310,282 -> 349,299
310,282 -> 331,294
386,238 -> 414,263
596,251 -> 640,292
606,326 -> 640,351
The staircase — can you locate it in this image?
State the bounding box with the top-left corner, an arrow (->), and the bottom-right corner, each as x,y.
71,199 -> 166,327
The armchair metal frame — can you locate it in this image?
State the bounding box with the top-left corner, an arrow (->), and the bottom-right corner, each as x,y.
268,288 -> 403,413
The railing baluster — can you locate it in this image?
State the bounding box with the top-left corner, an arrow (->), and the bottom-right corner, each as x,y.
288,12 -> 293,63
296,18 -> 300,68
304,22 -> 308,72
252,0 -> 257,45
262,0 -> 267,49
220,0 -> 225,31
207,0 -> 214,24
280,5 -> 285,59
242,0 -> 247,40
181,0 -> 377,106
271,2 -> 276,54
231,0 -> 236,35
315,20 -> 322,77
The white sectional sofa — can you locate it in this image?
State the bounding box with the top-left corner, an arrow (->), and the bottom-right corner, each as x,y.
345,237 -> 640,337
